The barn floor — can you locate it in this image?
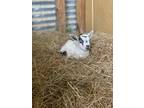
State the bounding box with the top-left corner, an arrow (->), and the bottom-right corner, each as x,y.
32,31 -> 113,108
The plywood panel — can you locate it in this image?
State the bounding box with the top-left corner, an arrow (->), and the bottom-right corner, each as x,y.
86,0 -> 113,33
94,0 -> 113,33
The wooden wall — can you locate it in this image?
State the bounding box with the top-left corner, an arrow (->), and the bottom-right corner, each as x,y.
32,0 -> 112,33
85,0 -> 113,33
76,0 -> 85,33
56,0 -> 66,32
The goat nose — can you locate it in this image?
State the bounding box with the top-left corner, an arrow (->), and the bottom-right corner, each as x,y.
86,45 -> 90,49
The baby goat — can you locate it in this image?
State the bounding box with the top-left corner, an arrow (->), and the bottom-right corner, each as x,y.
60,31 -> 93,59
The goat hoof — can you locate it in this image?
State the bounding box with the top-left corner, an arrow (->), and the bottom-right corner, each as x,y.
60,51 -> 67,56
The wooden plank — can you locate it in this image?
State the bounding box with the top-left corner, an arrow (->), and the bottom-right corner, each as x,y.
85,0 -> 92,32
94,0 -> 113,33
76,0 -> 86,33
56,0 -> 66,32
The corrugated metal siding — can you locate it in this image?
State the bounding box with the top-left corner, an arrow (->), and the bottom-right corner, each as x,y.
32,0 -> 57,31
65,0 -> 77,32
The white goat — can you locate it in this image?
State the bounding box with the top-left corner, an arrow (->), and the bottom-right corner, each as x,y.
60,31 -> 93,59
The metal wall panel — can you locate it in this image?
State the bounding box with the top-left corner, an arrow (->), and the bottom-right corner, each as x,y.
32,0 -> 57,31
65,0 -> 77,32
32,0 -> 77,32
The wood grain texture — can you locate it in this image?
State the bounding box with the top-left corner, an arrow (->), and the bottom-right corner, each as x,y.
86,0 -> 113,33
56,0 -> 66,32
94,0 -> 113,33
85,0 -> 92,32
76,0 -> 86,33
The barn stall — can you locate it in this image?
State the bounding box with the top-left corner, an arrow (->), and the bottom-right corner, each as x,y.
32,0 -> 113,108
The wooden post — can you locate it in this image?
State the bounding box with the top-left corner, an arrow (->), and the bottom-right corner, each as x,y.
76,0 -> 86,33
56,0 -> 66,32
85,0 -> 93,32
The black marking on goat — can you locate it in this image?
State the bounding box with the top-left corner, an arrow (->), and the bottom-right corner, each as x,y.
71,36 -> 77,41
79,33 -> 83,36
60,51 -> 67,56
82,36 -> 87,38
79,37 -> 84,45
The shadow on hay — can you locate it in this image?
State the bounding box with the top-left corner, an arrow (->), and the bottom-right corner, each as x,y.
32,31 -> 113,108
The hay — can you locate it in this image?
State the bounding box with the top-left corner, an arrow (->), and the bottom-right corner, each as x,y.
32,31 -> 113,108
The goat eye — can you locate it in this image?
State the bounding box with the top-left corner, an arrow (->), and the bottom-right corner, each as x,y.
79,37 -> 84,45
80,40 -> 83,43
86,41 -> 88,43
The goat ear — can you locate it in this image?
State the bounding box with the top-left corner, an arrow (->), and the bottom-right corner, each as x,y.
88,30 -> 94,39
69,34 -> 78,40
79,33 -> 83,36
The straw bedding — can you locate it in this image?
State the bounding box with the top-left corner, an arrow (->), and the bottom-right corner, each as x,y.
32,31 -> 113,108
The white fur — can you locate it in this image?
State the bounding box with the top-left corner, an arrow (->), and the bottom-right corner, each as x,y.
60,31 -> 93,59
60,40 -> 89,59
